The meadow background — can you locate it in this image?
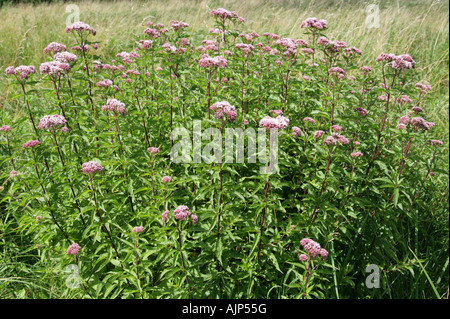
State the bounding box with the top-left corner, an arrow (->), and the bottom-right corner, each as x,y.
1,0 -> 448,130
0,0 -> 449,299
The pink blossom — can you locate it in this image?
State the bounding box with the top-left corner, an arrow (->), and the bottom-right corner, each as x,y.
331,125 -> 342,132
82,161 -> 103,175
9,170 -> 18,177
319,249 -> 329,260
210,101 -> 237,121
313,130 -> 325,139
351,151 -> 363,158
23,140 -> 41,148
61,127 -> 69,133
148,147 -> 160,154
0,125 -> 11,132
299,254 -> 309,262
303,117 -> 316,124
173,205 -> 191,221
162,176 -> 171,183
43,42 -> 67,54
65,21 -> 96,36
38,114 -> 67,131
191,214 -> 198,224
54,51 -> 77,63
292,126 -> 302,137
132,226 -> 144,233
397,124 -> 407,130
66,243 -> 81,256
300,17 -> 327,29
412,106 -> 424,113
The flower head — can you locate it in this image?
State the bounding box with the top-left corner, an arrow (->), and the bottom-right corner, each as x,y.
66,243 -> 81,256
82,161 -> 103,175
173,205 -> 191,221
23,140 -> 41,148
133,226 -> 144,233
38,114 -> 67,131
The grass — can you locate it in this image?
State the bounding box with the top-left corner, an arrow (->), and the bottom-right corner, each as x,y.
0,0 -> 448,134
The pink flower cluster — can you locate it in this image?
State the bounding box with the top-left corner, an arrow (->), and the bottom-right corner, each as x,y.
173,205 -> 191,221
5,65 -> 36,81
292,126 -> 301,137
147,147 -> 160,154
23,140 -> 41,148
259,115 -> 290,130
210,8 -> 243,21
198,54 -> 228,68
162,176 -> 171,183
303,117 -> 316,125
0,125 -> 11,132
38,114 -> 67,131
300,17 -> 327,29
170,20 -> 189,31
376,53 -> 416,70
133,226 -> 144,233
351,151 -> 363,158
101,99 -> 126,115
96,79 -> 113,88
323,133 -> 350,146
415,82 -> 432,95
54,51 -> 77,63
43,42 -> 67,54
299,238 -> 328,261
82,161 -> 103,175
40,61 -> 71,78
210,101 -> 237,121
144,28 -> 161,38
65,21 -> 96,36
66,243 -> 81,256
138,39 -> 153,50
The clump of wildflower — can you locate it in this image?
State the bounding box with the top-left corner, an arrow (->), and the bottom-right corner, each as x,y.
148,147 -> 160,154
61,127 -> 69,133
303,117 -> 316,125
5,65 -> 36,82
162,210 -> 169,223
410,117 -> 430,130
40,61 -> 71,78
162,176 -> 171,183
313,130 -> 325,140
259,115 -> 289,130
300,17 -> 327,29
415,82 -> 432,95
387,54 -> 416,70
65,21 -> 96,36
0,125 -> 11,132
300,238 -> 328,260
10,170 -> 18,177
133,226 -> 144,233
82,161 -> 103,175
331,125 -> 342,132
397,124 -> 407,130
170,20 -> 189,31
54,51 -> 77,63
43,42 -> 67,54
210,101 -> 237,121
38,114 -> 67,131
412,106 -> 424,113
173,205 -> 191,221
66,243 -> 81,256
191,214 -> 198,224
198,54 -> 228,68
96,79 -> 113,88
23,140 -> 41,148
102,98 -> 126,115
292,126 -> 302,137
138,39 -> 153,50
351,151 -> 363,158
